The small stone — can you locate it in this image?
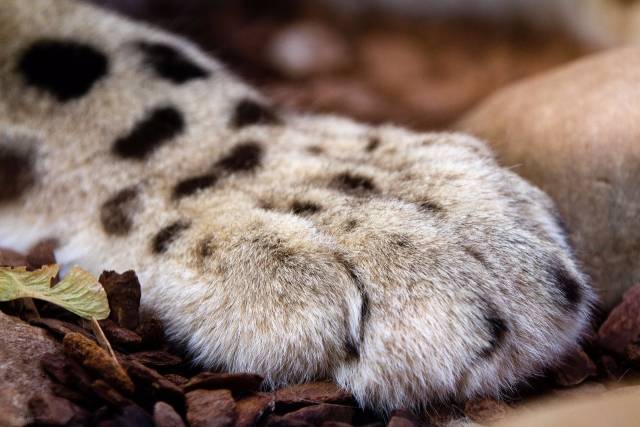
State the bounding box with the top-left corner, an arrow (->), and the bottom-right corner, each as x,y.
235,392 -> 275,427
183,372 -> 263,393
464,398 -> 509,424
554,348 -> 597,386
275,382 -> 353,406
63,332 -> 135,395
153,401 -> 186,427
598,283 -> 640,354
186,389 -> 236,427
99,270 -> 141,330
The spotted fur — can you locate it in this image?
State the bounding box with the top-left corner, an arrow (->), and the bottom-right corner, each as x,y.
0,0 -> 595,412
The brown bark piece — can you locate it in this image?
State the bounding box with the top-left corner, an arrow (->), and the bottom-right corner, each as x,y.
186,389 -> 236,427
123,358 -> 185,408
280,403 -> 354,425
30,317 -> 93,340
63,332 -> 135,394
99,270 -> 142,330
183,372 -> 263,393
91,379 -> 134,408
41,352 -> 93,394
99,318 -> 143,349
129,350 -> 183,370
235,392 -> 275,427
275,382 -> 352,405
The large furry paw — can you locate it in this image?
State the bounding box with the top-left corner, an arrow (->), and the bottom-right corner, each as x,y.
132,125 -> 595,411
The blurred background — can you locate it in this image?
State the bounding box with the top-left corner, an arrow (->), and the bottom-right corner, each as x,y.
86,0 -> 633,129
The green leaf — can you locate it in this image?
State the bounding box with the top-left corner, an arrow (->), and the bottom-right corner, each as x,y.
0,264 -> 110,320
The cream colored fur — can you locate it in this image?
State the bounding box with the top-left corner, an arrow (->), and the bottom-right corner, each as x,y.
0,0 -> 596,412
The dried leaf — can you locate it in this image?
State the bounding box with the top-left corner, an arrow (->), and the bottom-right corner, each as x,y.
0,265 -> 109,320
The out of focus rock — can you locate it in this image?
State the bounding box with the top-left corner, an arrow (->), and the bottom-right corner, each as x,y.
495,385 -> 640,427
267,22 -> 351,78
463,398 -> 509,424
598,283 -> 640,354
0,311 -> 61,427
459,48 -> 640,309
27,392 -> 83,426
554,349 -> 597,386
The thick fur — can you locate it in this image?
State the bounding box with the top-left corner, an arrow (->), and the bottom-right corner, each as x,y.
0,0 -> 596,411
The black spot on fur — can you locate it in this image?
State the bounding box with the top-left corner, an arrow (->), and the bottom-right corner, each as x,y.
343,322 -> 361,360
0,145 -> 35,203
216,142 -> 263,173
480,310 -> 508,359
307,145 -> 324,155
331,173 -> 377,196
366,137 -> 380,152
198,237 -> 217,259
393,234 -> 413,248
152,220 -> 190,254
553,265 -> 582,310
100,187 -> 139,236
113,106 -> 184,160
230,99 -> 281,128
291,201 -> 321,216
136,41 -> 209,84
418,200 -> 443,213
343,219 -> 358,232
173,174 -> 218,199
18,40 -> 108,102
464,246 -> 489,269
335,254 -> 369,360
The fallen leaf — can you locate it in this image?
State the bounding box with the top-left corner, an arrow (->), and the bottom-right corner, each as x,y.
0,265 -> 109,320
